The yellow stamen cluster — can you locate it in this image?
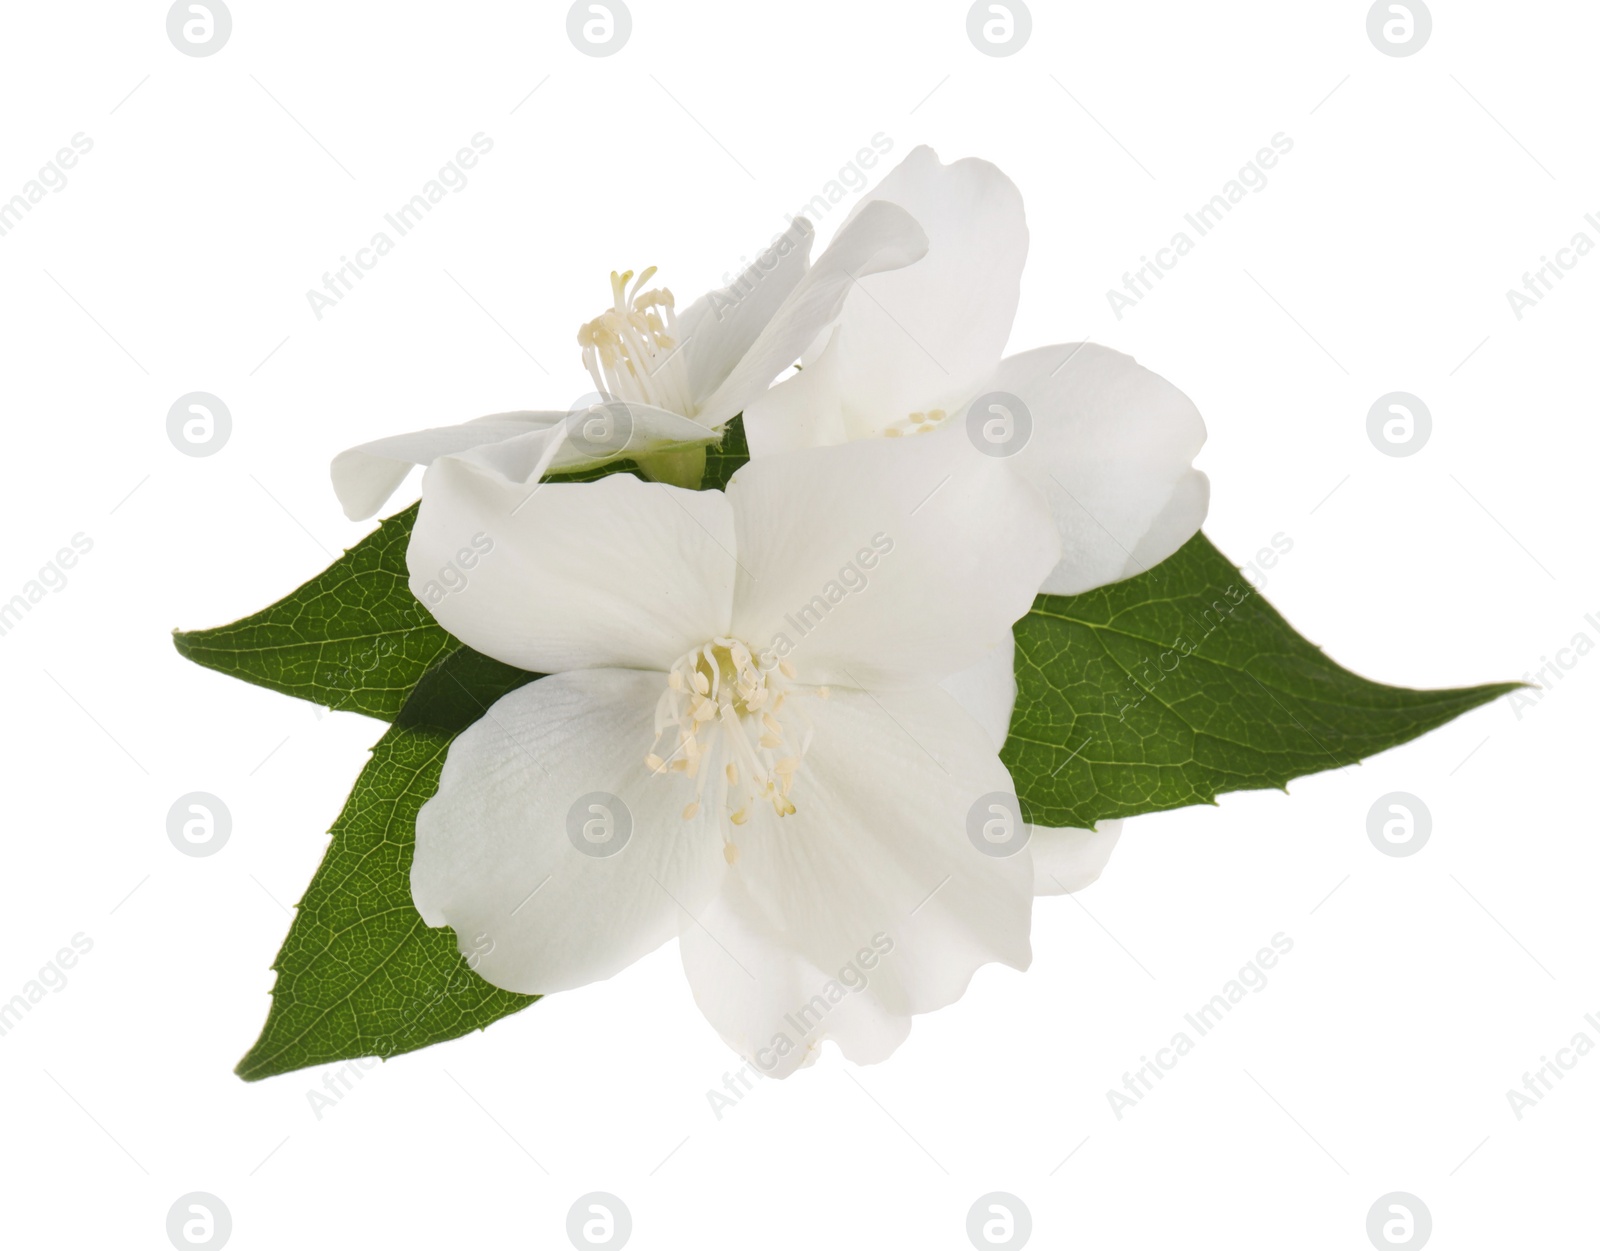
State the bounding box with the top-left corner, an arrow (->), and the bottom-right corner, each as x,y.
649,639 -> 815,842
576,267 -> 693,412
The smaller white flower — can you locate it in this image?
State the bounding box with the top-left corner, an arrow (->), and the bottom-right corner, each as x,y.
406,427 -> 1065,1074
330,203 -> 927,520
743,145 -> 1211,597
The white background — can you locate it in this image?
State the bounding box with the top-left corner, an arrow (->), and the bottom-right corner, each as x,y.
1,1 -> 1595,1247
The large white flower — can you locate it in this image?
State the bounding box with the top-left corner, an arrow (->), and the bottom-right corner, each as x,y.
330,202 -> 927,520
405,428 -> 1068,1074
743,145 -> 1211,598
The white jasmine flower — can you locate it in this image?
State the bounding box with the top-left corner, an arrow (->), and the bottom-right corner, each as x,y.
405,427 -> 1065,1074
330,202 -> 927,520
743,145 -> 1211,596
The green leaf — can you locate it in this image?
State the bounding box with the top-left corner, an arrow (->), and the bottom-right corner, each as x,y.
1003,533 -> 1516,829
173,502 -> 459,721
235,646 -> 541,1082
700,412 -> 750,491
175,418 -> 751,720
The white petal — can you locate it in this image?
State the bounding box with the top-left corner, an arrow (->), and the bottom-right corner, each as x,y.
1119,469 -> 1209,580
747,146 -> 1027,445
675,218 -> 814,412
1030,821 -> 1123,896
680,685 -> 1033,1073
450,404 -> 722,485
739,327 -> 851,458
727,426 -> 1058,689
680,877 -> 911,1078
987,343 -> 1208,596
408,456 -> 735,674
693,200 -> 929,426
938,633 -> 1017,751
412,669 -> 726,994
330,405 -> 722,521
331,413 -> 558,521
